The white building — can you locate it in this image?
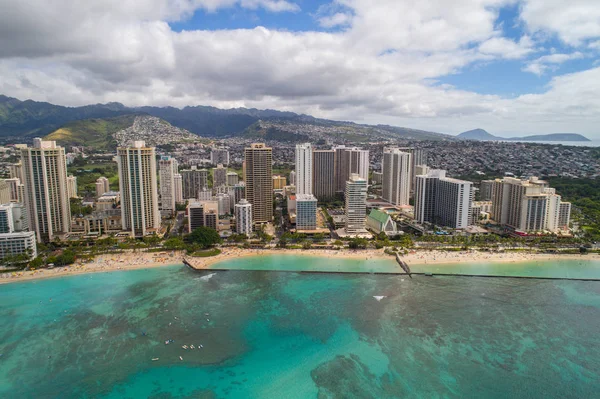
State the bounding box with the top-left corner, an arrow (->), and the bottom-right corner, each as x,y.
159,156 -> 178,215
289,170 -> 296,186
415,169 -> 473,229
67,175 -> 78,198
174,174 -> 183,204
235,199 -> 253,236
295,143 -> 313,195
382,148 -> 411,206
345,174 -> 368,234
95,176 -> 111,198
0,203 -> 36,261
295,194 -> 317,231
215,193 -> 231,216
491,177 -> 571,233
4,178 -> 24,203
117,141 -> 160,237
20,139 -> 71,242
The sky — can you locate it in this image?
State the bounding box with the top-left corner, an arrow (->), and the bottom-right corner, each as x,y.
0,0 -> 599,138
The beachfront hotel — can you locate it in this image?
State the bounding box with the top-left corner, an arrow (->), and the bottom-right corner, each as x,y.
235,199 -> 253,235
159,156 -> 179,215
244,143 -> 273,225
295,194 -> 318,231
415,169 -> 473,229
295,143 -> 313,195
20,139 -> 71,242
382,147 -> 412,206
117,141 -> 161,237
344,174 -> 368,235
313,150 -> 335,201
491,176 -> 571,233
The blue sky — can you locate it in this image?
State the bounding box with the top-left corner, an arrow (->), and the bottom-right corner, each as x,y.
1,0 -> 599,137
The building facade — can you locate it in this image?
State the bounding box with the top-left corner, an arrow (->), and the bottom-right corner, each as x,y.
159,156 -> 178,215
235,199 -> 253,236
295,143 -> 313,195
117,141 -> 160,237
272,175 -> 287,190
382,148 -> 412,206
20,139 -> 71,242
227,172 -> 239,186
295,194 -> 317,231
313,150 -> 335,201
211,148 -> 229,166
213,164 -> 227,188
181,168 -> 209,200
345,174 -> 368,234
334,146 -> 369,193
244,144 -> 273,224
95,176 -> 110,198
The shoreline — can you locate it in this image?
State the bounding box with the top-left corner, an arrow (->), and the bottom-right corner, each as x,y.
1,248 -> 598,285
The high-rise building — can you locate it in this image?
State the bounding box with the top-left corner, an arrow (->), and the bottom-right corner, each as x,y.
345,174 -> 368,234
188,200 -> 219,231
9,162 -> 23,181
67,175 -> 78,198
0,180 -> 11,204
313,150 -> 335,201
382,148 -> 412,206
226,172 -> 239,186
20,139 -> 71,242
211,147 -> 230,166
117,141 -> 160,237
397,147 -> 426,191
233,182 -> 246,205
295,143 -> 313,195
174,174 -> 183,204
414,169 -> 473,229
491,177 -> 570,233
4,178 -> 24,203
334,146 -> 369,193
296,194 -> 318,231
95,176 -> 110,198
0,205 -> 36,261
213,164 -> 227,188
244,144 -> 273,224
235,199 -> 253,236
479,180 -> 494,201
289,170 -> 296,186
0,203 -> 29,233
215,193 -> 231,215
181,167 -> 209,199
159,156 -> 178,215
272,175 -> 287,190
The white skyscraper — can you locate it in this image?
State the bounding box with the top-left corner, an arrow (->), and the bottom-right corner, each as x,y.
95,176 -> 110,198
159,156 -> 178,215
382,148 -> 411,206
345,174 -> 368,234
414,169 -> 473,229
20,139 -> 71,242
174,174 -> 183,204
295,143 -> 313,195
67,175 -> 78,198
235,199 -> 253,236
117,141 -> 160,237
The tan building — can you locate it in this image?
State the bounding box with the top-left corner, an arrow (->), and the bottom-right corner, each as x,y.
117,141 -> 160,237
20,139 -> 71,242
67,175 -> 78,198
244,143 -> 273,224
272,175 -> 287,190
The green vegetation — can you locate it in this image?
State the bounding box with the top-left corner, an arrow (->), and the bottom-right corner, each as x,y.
189,248 -> 222,257
44,115 -> 137,150
186,227 -> 222,249
68,161 -> 119,196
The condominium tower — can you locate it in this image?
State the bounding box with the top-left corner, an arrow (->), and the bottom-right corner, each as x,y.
295,143 -> 313,195
159,156 -> 178,215
20,139 -> 71,242
117,141 -> 160,237
180,168 -> 208,199
345,174 -> 368,234
313,150 -> 335,201
244,143 -> 273,224
382,148 -> 412,206
213,164 -> 227,188
235,199 -> 253,236
334,146 -> 369,193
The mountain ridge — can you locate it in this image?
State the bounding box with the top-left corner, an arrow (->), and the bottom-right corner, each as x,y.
457,128 -> 590,142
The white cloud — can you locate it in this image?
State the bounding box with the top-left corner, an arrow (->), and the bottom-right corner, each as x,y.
0,0 -> 599,138
520,0 -> 600,45
318,12 -> 352,28
523,52 -> 584,75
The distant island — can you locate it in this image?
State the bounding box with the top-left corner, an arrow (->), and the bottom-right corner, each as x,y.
457,128 -> 590,142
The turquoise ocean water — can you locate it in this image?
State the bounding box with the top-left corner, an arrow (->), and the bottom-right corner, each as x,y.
1,257 -> 599,398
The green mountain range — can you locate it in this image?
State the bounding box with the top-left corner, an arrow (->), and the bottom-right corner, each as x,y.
457,128 -> 590,142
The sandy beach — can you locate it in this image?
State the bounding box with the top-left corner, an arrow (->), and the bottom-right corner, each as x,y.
1,247 -> 597,284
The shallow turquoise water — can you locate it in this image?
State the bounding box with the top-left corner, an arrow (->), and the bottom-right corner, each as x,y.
210,254 -> 404,273
410,258 -> 600,279
0,261 -> 599,398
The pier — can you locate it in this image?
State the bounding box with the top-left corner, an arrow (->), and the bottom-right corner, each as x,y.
395,253 -> 412,278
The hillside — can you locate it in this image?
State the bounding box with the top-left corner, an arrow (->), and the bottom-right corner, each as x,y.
457,129 -> 590,142
44,115 -> 137,151
45,115 -> 198,150
1,95 -> 452,142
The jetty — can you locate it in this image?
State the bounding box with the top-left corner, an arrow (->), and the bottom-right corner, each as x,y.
395,253 -> 412,278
